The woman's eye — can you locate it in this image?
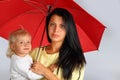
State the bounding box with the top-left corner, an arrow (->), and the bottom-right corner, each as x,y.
49,23 -> 55,27
60,24 -> 65,29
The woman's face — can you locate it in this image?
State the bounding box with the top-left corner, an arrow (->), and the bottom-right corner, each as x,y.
48,14 -> 66,43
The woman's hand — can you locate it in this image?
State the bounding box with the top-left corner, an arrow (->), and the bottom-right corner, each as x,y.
30,61 -> 59,80
30,61 -> 45,75
48,64 -> 57,72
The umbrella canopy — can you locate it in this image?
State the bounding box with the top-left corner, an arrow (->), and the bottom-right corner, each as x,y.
0,0 -> 105,52
0,0 -> 49,48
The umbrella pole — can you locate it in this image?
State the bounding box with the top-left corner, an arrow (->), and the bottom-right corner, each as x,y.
35,17 -> 46,61
35,6 -> 52,61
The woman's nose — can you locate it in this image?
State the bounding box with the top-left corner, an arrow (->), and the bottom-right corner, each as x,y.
54,26 -> 59,32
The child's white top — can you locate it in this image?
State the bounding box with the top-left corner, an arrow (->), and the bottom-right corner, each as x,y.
10,54 -> 43,80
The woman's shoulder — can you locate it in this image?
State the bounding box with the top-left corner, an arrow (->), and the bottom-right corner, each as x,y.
31,46 -> 46,52
30,46 -> 46,59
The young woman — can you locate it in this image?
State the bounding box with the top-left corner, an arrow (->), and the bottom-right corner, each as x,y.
30,8 -> 86,80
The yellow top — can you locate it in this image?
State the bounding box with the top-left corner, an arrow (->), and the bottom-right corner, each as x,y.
30,47 -> 85,80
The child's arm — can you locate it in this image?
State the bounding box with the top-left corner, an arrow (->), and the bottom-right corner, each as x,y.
14,58 -> 43,79
31,61 -> 59,80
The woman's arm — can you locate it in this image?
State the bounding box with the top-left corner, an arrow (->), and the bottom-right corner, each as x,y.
30,61 -> 59,80
71,65 -> 85,80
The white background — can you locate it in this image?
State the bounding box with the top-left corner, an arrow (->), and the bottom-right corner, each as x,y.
0,0 -> 120,80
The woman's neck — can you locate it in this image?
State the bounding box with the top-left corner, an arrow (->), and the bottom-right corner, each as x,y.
46,41 -> 62,54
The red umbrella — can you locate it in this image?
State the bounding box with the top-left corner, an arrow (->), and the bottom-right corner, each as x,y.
0,0 -> 105,52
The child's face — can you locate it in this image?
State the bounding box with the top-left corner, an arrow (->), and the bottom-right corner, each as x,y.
11,35 -> 32,56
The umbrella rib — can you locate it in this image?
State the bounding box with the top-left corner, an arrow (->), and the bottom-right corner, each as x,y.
78,25 -> 105,52
48,0 -> 59,12
0,0 -> 9,3
1,10 -> 44,27
24,0 -> 48,15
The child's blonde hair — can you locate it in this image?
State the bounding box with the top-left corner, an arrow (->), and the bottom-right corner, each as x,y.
6,29 -> 31,58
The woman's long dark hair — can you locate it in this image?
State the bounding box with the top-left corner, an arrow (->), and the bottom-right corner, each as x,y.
46,8 -> 86,80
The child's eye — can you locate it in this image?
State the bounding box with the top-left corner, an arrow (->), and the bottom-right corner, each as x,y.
27,42 -> 29,43
27,41 -> 31,44
19,41 -> 24,44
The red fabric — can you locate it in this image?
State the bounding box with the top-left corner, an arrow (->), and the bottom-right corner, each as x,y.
0,0 -> 105,52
